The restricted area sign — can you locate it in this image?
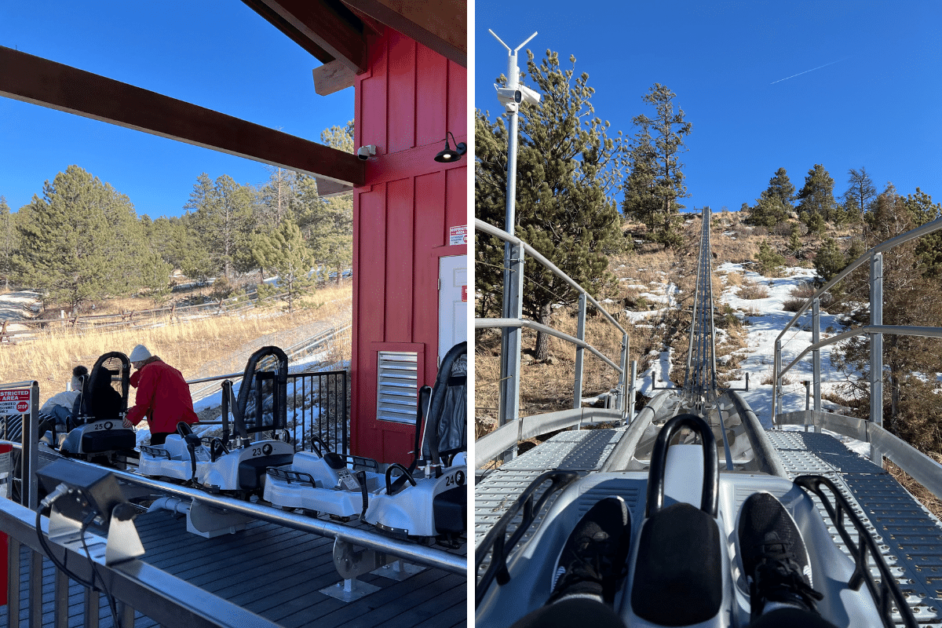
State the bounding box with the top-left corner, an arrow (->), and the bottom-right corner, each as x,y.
0,388 -> 31,416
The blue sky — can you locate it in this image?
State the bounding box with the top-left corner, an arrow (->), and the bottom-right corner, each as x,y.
475,0 -> 942,213
0,1 -> 353,218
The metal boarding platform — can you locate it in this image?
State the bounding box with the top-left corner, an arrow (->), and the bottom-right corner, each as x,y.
2,509 -> 467,628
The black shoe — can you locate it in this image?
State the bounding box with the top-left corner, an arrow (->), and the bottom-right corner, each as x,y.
549,496 -> 631,605
738,492 -> 824,621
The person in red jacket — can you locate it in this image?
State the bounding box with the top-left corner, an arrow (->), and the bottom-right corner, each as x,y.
122,344 -> 198,445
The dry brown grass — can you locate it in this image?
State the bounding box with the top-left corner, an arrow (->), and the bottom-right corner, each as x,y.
723,271 -> 743,287
2,286 -> 351,406
885,459 -> 942,519
737,280 -> 769,300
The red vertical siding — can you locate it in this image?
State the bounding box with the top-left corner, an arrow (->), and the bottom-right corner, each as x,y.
387,32 -> 416,153
384,177 -> 414,339
415,46 -> 447,147
352,27 -> 466,464
447,61 -> 466,141
414,171 -> 446,385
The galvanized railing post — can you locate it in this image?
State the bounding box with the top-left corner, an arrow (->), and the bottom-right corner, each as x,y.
24,381 -> 39,510
870,252 -> 883,463
812,297 -> 822,433
628,360 -> 638,423
618,334 -> 629,419
498,241 -> 525,459
774,339 -> 781,416
573,292 -> 587,410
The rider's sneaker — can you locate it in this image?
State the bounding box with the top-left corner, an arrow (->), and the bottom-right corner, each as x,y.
738,492 -> 824,621
549,496 -> 631,605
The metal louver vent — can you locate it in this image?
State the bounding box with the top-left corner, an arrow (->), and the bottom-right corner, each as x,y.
377,351 -> 418,423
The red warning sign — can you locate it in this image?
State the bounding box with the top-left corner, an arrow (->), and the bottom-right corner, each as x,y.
461,285 -> 467,302
0,388 -> 31,416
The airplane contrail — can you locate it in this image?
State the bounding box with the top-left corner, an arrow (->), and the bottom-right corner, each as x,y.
770,57 -> 849,85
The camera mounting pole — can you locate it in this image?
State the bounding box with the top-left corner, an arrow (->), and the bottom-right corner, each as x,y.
490,29 -> 537,457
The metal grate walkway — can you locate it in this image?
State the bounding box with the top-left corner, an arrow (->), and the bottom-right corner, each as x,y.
768,429 -> 942,625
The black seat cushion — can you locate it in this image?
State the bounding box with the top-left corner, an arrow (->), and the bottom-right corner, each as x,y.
238,454 -> 294,490
433,486 -> 466,534
81,429 -> 136,453
631,502 -> 722,626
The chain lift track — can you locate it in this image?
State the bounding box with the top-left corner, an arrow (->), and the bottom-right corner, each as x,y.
682,211 -> 719,408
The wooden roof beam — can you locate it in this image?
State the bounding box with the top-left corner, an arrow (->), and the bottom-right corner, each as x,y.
0,47 -> 365,187
341,0 -> 466,67
242,0 -> 368,73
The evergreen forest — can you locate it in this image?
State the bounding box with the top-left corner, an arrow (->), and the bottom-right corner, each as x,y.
0,122 -> 354,313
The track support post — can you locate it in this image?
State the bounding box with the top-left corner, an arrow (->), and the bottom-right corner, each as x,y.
498,240 -> 524,460
812,298 -> 822,433
618,333 -> 629,420
773,338 -> 782,421
869,252 -> 883,463
573,292 -> 586,410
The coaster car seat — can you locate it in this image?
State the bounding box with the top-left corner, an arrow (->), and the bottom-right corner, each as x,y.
362,341 -> 467,540
58,352 -> 136,458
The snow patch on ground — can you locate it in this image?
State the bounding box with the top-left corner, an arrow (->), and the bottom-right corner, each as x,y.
715,264 -> 855,429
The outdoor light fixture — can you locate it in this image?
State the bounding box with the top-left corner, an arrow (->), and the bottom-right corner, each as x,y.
434,132 -> 467,163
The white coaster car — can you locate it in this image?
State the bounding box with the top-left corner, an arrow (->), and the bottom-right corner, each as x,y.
50,352 -> 136,464
362,342 -> 467,542
138,422 -> 211,482
190,346 -> 296,497
263,437 -> 384,518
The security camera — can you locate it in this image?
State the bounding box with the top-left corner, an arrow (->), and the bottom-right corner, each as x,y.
495,85 -> 541,111
356,145 -> 376,161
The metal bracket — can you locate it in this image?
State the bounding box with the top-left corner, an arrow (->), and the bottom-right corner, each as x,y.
320,538 -> 393,602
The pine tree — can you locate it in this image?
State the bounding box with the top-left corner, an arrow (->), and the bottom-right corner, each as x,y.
813,237 -> 844,281
901,188 -> 942,278
0,197 -> 16,290
252,219 -> 314,312
755,239 -> 784,276
139,252 -> 173,306
476,49 -> 626,359
797,164 -> 839,223
788,224 -> 802,256
747,168 -> 795,228
806,211 -> 826,236
184,173 -> 254,280
766,168 -> 795,207
836,186 -> 942,448
843,167 -> 876,220
13,166 -> 137,311
623,84 -> 691,246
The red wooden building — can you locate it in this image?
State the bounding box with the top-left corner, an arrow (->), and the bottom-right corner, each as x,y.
0,1 -> 467,465
352,29 -> 467,464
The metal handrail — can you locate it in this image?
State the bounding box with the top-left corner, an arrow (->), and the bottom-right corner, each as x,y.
60,457 -> 464,574
476,318 -> 622,372
771,215 -> 942,464
475,219 -> 634,464
775,216 -> 942,339
0,496 -> 280,627
779,324 -> 942,379
476,219 -> 627,334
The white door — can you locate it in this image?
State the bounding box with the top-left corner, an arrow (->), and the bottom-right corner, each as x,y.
438,255 -> 467,365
